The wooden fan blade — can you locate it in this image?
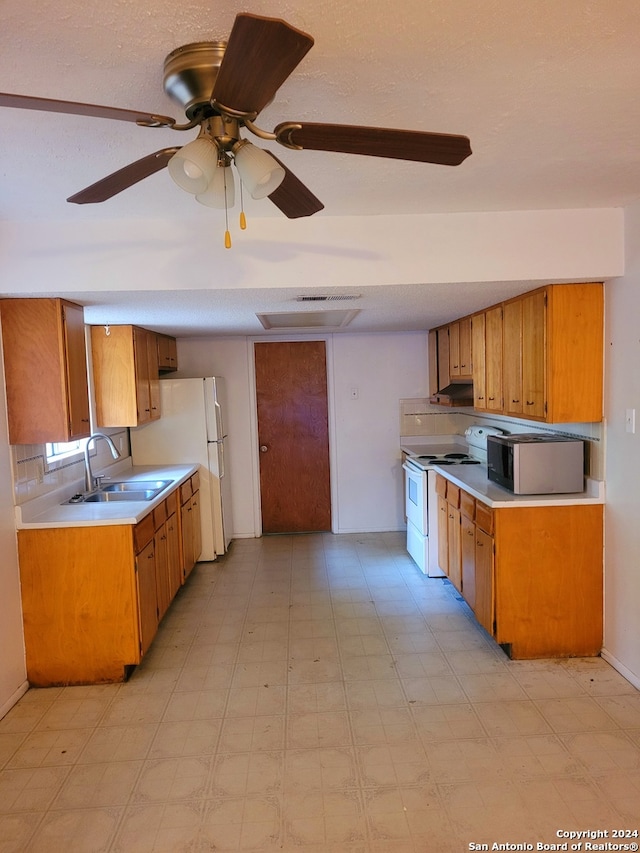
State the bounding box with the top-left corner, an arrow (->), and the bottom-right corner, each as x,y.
211,13 -> 313,117
67,148 -> 180,204
267,155 -> 324,218
0,92 -> 176,127
275,122 -> 472,166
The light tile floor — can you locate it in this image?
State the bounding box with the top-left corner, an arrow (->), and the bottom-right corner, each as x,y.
1,532 -> 639,852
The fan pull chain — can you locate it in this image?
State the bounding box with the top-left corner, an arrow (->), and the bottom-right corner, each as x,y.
239,183 -> 247,231
224,164 -> 232,249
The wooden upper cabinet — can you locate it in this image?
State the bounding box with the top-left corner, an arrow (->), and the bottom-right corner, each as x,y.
0,298 -> 90,444
91,324 -> 161,428
484,305 -> 503,412
449,317 -> 473,379
503,298 -> 524,415
464,283 -> 602,423
471,313 -> 486,409
520,289 -> 546,419
544,283 -> 602,423
157,334 -> 178,373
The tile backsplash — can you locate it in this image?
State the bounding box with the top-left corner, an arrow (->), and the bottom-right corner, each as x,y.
11,429 -> 130,505
399,398 -> 605,480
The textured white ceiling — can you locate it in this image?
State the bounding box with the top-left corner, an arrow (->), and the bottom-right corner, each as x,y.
1,1 -> 638,333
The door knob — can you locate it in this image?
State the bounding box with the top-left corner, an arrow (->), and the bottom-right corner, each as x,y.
260,445 -> 268,452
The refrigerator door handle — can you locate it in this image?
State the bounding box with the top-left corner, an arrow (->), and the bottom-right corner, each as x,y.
214,400 -> 226,441
219,438 -> 225,479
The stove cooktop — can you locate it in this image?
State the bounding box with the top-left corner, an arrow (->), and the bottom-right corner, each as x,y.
414,452 -> 481,467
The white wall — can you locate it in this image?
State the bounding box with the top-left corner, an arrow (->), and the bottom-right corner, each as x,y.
602,202 -> 640,688
331,333 -> 428,531
0,370 -> 27,717
0,208 -> 623,297
173,331 -> 428,536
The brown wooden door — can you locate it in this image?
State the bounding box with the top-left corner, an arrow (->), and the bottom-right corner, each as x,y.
255,341 -> 331,534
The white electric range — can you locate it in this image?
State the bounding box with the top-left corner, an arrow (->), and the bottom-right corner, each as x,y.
402,425 -> 504,576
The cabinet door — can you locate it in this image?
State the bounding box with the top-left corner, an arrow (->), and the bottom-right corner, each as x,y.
461,514 -> 476,609
449,321 -> 461,377
471,313 -> 487,410
146,332 -> 161,421
1,298 -> 90,444
503,299 -> 523,415
485,306 -> 503,412
62,301 -> 91,439
521,289 -> 546,419
437,495 -> 449,575
458,317 -> 472,378
91,325 -> 138,427
181,497 -> 195,581
166,511 -> 182,597
191,490 -> 203,563
474,528 -> 494,636
437,326 -> 450,391
135,539 -> 159,656
447,505 -> 462,592
133,328 -> 152,425
157,334 -> 178,372
154,525 -> 171,622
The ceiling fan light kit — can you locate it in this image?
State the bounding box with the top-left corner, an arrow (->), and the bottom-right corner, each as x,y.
232,140 -> 285,199
0,11 -> 472,248
195,162 -> 235,209
167,136 -> 219,194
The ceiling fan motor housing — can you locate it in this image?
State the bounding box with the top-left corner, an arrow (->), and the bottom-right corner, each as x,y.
163,42 -> 227,120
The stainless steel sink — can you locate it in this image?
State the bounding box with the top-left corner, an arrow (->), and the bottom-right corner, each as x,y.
64,479 -> 172,504
100,480 -> 171,493
83,490 -> 158,502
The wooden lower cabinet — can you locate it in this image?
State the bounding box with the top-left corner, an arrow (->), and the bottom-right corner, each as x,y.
435,474 -> 603,659
180,472 -> 202,581
17,481 -> 199,686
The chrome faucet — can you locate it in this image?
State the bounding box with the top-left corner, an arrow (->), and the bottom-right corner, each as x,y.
84,433 -> 120,492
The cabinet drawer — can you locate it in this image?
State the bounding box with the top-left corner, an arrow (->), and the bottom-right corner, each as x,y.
475,501 -> 494,534
446,482 -> 460,508
165,489 -> 177,517
460,490 -> 475,520
153,499 -> 168,531
191,471 -> 200,492
435,474 -> 447,498
134,512 -> 155,553
180,478 -> 193,504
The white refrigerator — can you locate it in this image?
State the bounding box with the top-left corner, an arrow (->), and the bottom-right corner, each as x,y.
130,377 -> 232,560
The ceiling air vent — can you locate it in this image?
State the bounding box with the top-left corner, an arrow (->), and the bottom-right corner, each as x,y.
295,294 -> 361,302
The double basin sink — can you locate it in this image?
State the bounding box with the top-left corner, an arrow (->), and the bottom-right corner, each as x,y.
66,480 -> 172,505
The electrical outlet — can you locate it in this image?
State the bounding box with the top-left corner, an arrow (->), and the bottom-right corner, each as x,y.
350,387 -> 359,400
625,408 -> 636,434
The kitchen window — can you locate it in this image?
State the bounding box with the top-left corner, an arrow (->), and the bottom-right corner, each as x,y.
45,439 -> 87,468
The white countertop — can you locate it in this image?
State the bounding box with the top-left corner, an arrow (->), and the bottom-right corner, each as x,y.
15,461 -> 199,529
431,463 -> 604,507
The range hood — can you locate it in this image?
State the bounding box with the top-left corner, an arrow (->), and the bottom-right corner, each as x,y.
429,383 -> 474,407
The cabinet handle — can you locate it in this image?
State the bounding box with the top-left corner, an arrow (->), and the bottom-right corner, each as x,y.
526,401 -> 535,406
488,397 -> 495,401
512,399 -> 520,403
477,396 -> 484,401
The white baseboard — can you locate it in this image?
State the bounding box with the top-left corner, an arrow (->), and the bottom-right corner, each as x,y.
601,648 -> 640,690
0,679 -> 29,721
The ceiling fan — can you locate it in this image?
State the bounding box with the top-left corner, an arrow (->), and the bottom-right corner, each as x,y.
0,12 -> 472,230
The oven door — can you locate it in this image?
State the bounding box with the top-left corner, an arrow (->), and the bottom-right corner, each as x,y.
403,461 -> 428,534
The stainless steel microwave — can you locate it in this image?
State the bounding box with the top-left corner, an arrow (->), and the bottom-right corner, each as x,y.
487,433 -> 585,494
